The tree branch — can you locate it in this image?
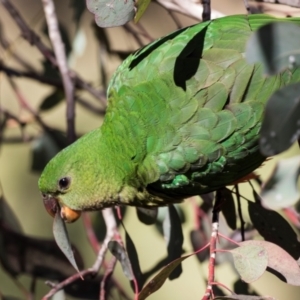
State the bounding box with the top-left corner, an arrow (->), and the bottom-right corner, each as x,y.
41,0 -> 75,144
0,0 -> 107,107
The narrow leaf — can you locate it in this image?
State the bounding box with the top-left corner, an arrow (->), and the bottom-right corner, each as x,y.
162,204 -> 184,280
108,240 -> 134,280
260,155 -> 300,210
260,83 -> 300,155
53,211 -> 80,273
220,188 -> 237,230
134,0 -> 151,23
246,22 -> 300,75
124,226 -> 144,290
138,254 -> 192,300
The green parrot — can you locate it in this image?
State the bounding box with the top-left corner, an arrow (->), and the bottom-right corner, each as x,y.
38,14 -> 300,223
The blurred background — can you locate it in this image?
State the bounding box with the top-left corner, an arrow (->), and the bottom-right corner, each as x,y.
1,0 -> 300,299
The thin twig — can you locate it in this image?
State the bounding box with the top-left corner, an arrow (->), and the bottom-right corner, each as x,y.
123,24 -> 144,47
244,0 -> 251,13
201,0 -> 211,21
41,0 -> 75,144
155,0 -> 224,21
43,208 -> 118,299
0,62 -> 106,114
0,20 -> 36,71
1,0 -> 107,106
235,184 -> 245,241
82,212 -> 101,254
5,76 -> 50,132
134,23 -> 154,42
202,192 -> 222,300
0,61 -> 63,87
168,10 -> 183,29
0,0 -> 57,65
100,256 -> 117,300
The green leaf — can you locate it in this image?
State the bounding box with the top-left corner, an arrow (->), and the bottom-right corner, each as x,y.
260,155 -> 300,210
53,210 -> 81,274
246,22 -> 300,75
134,0 -> 151,23
86,0 -> 135,28
260,83 -> 300,156
39,89 -> 64,111
108,240 -> 134,280
230,244 -> 268,283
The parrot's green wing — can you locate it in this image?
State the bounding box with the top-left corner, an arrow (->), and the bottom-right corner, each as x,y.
104,14 -> 300,200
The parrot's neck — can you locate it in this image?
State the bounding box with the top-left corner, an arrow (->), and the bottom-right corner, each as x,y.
78,126 -> 160,210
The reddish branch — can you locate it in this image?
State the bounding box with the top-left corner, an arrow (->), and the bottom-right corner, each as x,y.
202,221 -> 218,300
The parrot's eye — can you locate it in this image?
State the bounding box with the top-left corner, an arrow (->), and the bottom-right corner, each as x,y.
58,177 -> 71,190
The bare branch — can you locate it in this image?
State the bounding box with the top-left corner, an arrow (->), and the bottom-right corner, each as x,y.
41,0 -> 75,144
252,0 -> 300,8
155,0 -> 224,21
0,0 -> 107,107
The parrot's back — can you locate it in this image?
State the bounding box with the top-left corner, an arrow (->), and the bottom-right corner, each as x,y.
99,15 -> 300,203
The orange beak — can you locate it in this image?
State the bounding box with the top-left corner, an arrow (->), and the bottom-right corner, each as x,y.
42,193 -> 81,223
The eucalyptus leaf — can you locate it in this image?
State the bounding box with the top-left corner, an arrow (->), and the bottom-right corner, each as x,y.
248,200 -> 300,259
39,89 -> 64,111
136,207 -> 158,225
31,129 -> 67,171
230,244 -> 268,283
162,204 -> 184,280
124,226 -> 144,290
260,83 -> 300,156
70,0 -> 87,26
240,240 -> 300,286
53,211 -> 80,274
261,155 -> 300,210
138,253 -> 193,300
219,188 -> 237,230
246,22 -> 300,75
108,240 -> 134,280
134,0 -> 151,23
86,0 -> 135,28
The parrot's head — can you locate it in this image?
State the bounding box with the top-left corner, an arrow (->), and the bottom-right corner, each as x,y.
38,129 -> 106,223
